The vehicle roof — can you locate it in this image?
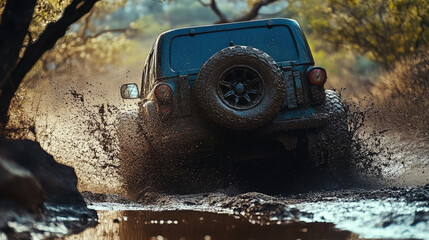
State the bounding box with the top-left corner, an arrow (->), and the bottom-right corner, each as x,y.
159,18 -> 299,38
153,18 -> 314,79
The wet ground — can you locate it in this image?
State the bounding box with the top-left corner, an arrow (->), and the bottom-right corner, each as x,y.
53,185 -> 429,240
5,72 -> 429,239
4,114 -> 427,240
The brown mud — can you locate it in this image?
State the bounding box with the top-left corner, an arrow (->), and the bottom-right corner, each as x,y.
4,67 -> 429,239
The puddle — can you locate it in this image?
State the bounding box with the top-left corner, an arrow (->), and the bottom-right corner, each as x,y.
294,199 -> 429,239
76,189 -> 429,240
63,210 -> 355,240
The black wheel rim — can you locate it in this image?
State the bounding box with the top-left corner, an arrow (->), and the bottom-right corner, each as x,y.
217,66 -> 264,110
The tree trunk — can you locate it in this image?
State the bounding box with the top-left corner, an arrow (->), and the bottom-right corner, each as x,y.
0,0 -> 37,87
0,0 -> 99,135
0,0 -> 36,135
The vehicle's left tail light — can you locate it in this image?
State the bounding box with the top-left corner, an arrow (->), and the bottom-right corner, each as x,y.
155,83 -> 173,102
159,106 -> 171,115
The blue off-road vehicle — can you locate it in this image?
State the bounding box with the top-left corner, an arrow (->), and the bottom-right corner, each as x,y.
119,18 -> 349,194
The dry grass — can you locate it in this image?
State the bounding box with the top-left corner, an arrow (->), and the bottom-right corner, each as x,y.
368,52 -> 429,135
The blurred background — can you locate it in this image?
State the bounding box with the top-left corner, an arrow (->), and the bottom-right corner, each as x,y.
4,0 -> 428,194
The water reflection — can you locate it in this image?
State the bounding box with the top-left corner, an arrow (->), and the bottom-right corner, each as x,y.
64,210 -> 357,240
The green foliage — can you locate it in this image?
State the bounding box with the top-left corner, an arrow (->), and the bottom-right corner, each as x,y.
0,0 -> 136,77
1,0 -> 71,48
288,0 -> 429,69
42,1 -> 135,72
40,32 -> 133,74
30,0 -> 71,35
0,0 -> 6,19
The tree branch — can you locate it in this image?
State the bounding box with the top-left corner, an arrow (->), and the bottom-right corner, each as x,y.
11,0 -> 100,82
200,0 -> 278,24
89,28 -> 128,39
80,8 -> 95,38
198,0 -> 229,23
0,0 -> 99,127
208,0 -> 229,23
235,0 -> 278,22
197,0 -> 210,7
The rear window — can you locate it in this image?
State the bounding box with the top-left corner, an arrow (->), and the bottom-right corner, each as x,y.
169,25 -> 299,72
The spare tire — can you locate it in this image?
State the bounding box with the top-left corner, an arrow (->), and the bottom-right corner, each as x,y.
194,46 -> 286,130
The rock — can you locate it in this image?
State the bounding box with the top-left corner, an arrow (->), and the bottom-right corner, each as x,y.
0,139 -> 86,206
0,139 -> 97,239
0,157 -> 44,211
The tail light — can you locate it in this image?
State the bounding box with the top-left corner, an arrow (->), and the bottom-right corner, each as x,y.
307,67 -> 327,86
159,106 -> 171,115
155,83 -> 172,102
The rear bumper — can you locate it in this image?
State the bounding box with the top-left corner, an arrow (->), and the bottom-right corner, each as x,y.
265,105 -> 332,132
144,104 -> 335,158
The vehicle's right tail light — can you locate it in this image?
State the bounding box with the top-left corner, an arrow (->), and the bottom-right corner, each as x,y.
307,67 -> 327,86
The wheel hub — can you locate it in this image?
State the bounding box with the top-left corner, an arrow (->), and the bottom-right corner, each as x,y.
217,66 -> 264,110
234,83 -> 245,94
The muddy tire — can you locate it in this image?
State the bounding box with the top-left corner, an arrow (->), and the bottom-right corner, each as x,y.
194,46 -> 286,130
306,90 -> 352,179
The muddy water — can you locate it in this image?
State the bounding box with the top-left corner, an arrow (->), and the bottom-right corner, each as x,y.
64,210 -> 354,240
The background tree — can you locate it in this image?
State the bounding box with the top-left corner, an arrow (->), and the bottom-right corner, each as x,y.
198,0 -> 280,23
0,0 -> 101,134
287,0 -> 429,69
35,0 -> 132,74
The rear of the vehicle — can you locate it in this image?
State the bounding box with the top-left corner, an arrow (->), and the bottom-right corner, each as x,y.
142,18 -> 339,158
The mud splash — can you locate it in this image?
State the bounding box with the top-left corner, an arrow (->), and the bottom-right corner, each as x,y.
6,68 -> 142,194
6,61 -> 423,196
342,94 -> 429,186
6,86 -> 419,196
